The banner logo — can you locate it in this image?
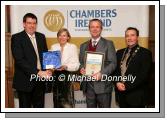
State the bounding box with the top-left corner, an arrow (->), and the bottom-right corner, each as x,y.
44,10 -> 64,32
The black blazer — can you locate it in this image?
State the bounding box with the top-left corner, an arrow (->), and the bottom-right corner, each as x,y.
11,30 -> 48,92
115,45 -> 152,106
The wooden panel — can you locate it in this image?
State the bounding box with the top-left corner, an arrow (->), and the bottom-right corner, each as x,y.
5,68 -> 9,108
5,32 -> 14,108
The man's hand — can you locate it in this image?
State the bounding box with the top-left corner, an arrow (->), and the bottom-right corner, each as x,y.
92,72 -> 102,81
116,82 -> 126,91
46,69 -> 52,76
80,68 -> 86,75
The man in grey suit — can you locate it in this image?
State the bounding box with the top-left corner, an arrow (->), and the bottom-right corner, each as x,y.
79,19 -> 117,108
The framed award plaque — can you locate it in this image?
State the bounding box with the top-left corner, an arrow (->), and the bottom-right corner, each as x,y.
85,51 -> 105,76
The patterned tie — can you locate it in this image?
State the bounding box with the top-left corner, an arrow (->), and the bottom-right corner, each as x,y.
30,36 -> 41,70
121,49 -> 131,76
92,40 -> 97,47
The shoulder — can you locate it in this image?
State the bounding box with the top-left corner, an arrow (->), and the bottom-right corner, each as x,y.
116,48 -> 126,60
137,47 -> 152,63
50,43 -> 60,50
81,40 -> 89,46
139,47 -> 152,55
68,43 -> 77,49
67,43 -> 78,53
35,31 -> 45,36
138,47 -> 152,60
116,48 -> 126,54
12,31 -> 25,38
35,32 -> 45,37
51,43 -> 59,48
101,37 -> 114,44
11,31 -> 27,43
100,38 -> 115,50
79,40 -> 89,53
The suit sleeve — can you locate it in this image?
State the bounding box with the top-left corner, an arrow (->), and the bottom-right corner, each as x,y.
124,50 -> 152,91
42,34 -> 48,52
101,41 -> 117,76
113,51 -> 122,86
11,35 -> 38,76
79,44 -> 85,70
40,34 -> 48,70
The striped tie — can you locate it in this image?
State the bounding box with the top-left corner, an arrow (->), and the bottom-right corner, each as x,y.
30,36 -> 41,70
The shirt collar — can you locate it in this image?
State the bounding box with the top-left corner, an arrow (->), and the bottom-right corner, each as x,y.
91,36 -> 101,44
26,32 -> 35,39
59,42 -> 69,48
126,44 -> 139,53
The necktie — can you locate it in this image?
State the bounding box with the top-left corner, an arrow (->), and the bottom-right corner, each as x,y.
92,40 -> 97,47
121,49 -> 131,76
30,36 -> 41,70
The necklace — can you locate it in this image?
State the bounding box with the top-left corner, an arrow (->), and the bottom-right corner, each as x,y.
120,46 -> 140,76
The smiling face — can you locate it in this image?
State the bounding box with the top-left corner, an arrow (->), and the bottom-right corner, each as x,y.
58,31 -> 69,46
125,29 -> 138,48
89,20 -> 102,39
23,17 -> 37,35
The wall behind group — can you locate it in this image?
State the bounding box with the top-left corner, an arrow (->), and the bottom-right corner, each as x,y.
10,5 -> 149,50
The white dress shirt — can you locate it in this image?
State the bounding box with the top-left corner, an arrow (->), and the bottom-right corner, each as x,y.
27,33 -> 41,70
50,42 -> 80,71
91,36 -> 101,46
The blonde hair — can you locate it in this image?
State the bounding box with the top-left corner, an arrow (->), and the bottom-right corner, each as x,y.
57,28 -> 71,42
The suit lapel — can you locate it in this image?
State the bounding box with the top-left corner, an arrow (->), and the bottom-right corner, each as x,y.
35,33 -> 41,53
23,31 -> 36,53
84,40 -> 90,51
96,37 -> 105,52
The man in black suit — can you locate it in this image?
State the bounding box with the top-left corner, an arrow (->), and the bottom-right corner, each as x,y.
79,19 -> 117,108
115,27 -> 152,108
11,13 -> 51,108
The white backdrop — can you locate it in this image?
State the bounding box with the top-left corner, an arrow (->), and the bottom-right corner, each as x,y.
10,5 -> 149,37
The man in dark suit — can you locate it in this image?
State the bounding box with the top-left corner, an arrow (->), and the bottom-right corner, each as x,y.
115,27 -> 152,108
79,19 -> 117,108
11,13 -> 51,108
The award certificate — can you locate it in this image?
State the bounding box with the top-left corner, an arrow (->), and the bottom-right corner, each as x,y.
85,51 -> 104,76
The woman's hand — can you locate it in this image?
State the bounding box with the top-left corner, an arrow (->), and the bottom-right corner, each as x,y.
56,65 -> 67,71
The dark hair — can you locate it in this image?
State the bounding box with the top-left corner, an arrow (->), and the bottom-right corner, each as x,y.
57,28 -> 71,42
125,27 -> 139,36
23,13 -> 37,23
89,19 -> 103,29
